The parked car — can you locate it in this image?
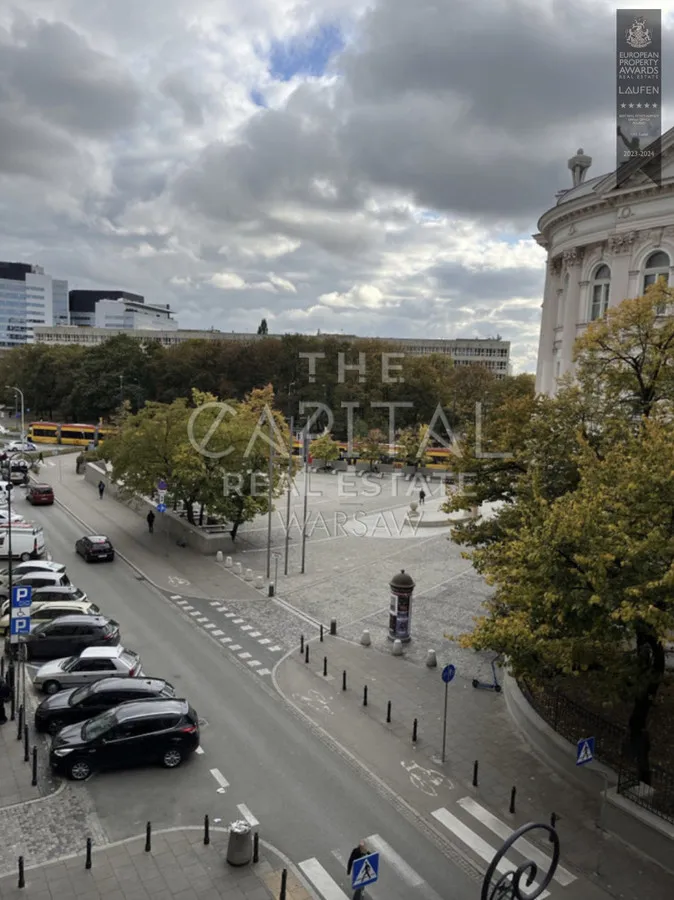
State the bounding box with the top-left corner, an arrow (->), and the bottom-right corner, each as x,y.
1,458 -> 30,485
33,644 -> 141,694
35,677 -> 175,734
6,441 -> 37,453
0,569 -> 71,602
49,699 -> 200,780
0,508 -> 23,525
20,614 -> 120,664
0,523 -> 45,562
26,484 -> 54,505
0,560 -> 65,589
75,535 -> 115,562
1,585 -> 87,618
0,600 -> 99,637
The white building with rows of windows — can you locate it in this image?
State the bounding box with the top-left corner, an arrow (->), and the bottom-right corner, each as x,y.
534,133 -> 674,396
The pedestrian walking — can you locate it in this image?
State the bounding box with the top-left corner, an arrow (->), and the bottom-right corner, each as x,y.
0,675 -> 10,724
98,480 -> 106,499
38,452 -> 43,464
419,488 -> 426,505
346,840 -> 369,900
147,510 -> 155,534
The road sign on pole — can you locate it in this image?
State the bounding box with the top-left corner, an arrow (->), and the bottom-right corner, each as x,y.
352,853 -> 379,890
11,585 -> 32,608
156,503 -> 167,513
158,480 -> 168,491
576,736 -> 595,766
10,585 -> 32,645
10,617 -> 30,636
441,664 -> 456,763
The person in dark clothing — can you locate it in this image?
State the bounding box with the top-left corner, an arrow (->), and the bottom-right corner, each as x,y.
419,489 -> 426,505
0,675 -> 10,724
147,510 -> 155,533
98,481 -> 105,499
346,840 -> 369,899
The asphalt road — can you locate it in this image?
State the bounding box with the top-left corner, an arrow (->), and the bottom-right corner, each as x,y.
22,497 -> 479,900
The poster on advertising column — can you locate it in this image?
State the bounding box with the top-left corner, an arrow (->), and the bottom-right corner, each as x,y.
616,10 -> 662,188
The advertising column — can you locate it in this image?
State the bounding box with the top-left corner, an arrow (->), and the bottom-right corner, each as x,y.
616,10 -> 662,188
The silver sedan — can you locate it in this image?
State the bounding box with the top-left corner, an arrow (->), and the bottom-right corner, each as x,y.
33,646 -> 143,694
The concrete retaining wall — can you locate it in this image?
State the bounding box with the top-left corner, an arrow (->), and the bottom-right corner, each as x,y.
84,462 -> 233,555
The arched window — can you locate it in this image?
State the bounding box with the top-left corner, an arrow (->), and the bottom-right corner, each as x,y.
643,251 -> 670,292
590,264 -> 611,320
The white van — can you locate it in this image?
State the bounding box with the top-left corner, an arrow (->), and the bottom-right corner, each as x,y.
0,523 -> 46,561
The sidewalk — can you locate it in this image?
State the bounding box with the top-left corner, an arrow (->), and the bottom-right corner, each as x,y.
0,827 -> 296,899
274,635 -> 672,900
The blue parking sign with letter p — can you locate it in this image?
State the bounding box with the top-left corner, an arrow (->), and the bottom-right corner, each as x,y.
11,585 -> 32,608
10,617 -> 30,635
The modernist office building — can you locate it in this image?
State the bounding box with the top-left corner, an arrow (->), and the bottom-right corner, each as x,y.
534,128 -> 674,395
69,290 -> 176,330
0,262 -> 68,349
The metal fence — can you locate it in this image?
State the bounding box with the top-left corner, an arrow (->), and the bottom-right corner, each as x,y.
618,762 -> 674,825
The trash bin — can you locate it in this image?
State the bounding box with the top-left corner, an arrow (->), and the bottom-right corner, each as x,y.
226,820 -> 252,866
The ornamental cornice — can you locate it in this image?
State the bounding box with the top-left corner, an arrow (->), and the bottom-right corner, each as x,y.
608,231 -> 638,254
562,247 -> 585,266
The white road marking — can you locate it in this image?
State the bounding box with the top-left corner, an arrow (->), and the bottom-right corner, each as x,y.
233,618 -> 244,624
224,613 -> 236,618
249,631 -> 261,637
195,616 -> 208,623
189,610 -> 201,617
182,604 -> 194,611
240,625 -> 253,631
229,644 -> 242,651
365,834 -> 425,888
299,859 -> 349,900
236,804 -> 259,827
457,798 -> 575,886
257,668 -> 272,676
431,809 -> 550,898
247,660 -> 261,667
209,601 -> 222,607
212,629 -> 224,636
269,645 -> 282,652
195,747 -> 204,755
257,638 -> 271,645
170,595 -> 182,600
176,599 -> 189,605
209,768 -> 229,790
239,652 -> 252,659
204,623 -> 216,629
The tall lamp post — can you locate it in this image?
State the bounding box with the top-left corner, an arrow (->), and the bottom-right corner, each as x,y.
6,386 -> 25,444
481,822 -> 560,899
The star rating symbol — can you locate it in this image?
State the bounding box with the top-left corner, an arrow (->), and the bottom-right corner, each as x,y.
653,102 -> 658,108
636,103 -> 642,108
644,103 -> 650,108
621,103 -> 626,108
629,103 -> 634,108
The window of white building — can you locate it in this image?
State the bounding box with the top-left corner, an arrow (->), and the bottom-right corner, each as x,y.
643,251 -> 670,292
590,264 -> 611,321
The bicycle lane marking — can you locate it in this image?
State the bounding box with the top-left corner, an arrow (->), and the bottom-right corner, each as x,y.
401,761 -> 452,797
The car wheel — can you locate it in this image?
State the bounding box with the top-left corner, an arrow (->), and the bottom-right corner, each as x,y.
68,759 -> 92,781
162,748 -> 182,768
43,680 -> 61,695
20,552 -> 30,561
47,719 -> 65,735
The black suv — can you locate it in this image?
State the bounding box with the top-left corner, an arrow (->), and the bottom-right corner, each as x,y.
75,535 -> 115,562
35,677 -> 175,734
20,615 -> 120,661
50,699 -> 200,780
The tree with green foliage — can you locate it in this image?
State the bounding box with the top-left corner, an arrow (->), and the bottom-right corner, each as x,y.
396,425 -> 431,468
357,428 -> 386,470
309,433 -> 340,468
257,318 -> 269,335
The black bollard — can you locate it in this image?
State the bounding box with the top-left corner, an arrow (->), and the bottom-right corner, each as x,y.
300,635 -> 304,654
472,760 -> 479,787
18,856 -> 24,889
509,786 -> 516,815
323,656 -> 327,677
31,747 -> 37,787
305,645 -> 309,664
549,812 -> 557,841
320,624 -> 324,642
23,725 -> 29,762
330,619 -> 337,636
10,684 -> 15,721
204,814 -> 210,845
0,656 -> 3,677
363,685 -> 368,707
268,584 -> 274,598
17,703 -> 23,740
145,822 -> 152,852
386,701 -> 391,723
280,867 -> 288,899
253,831 -> 259,863
342,670 -> 347,691
412,718 -> 418,743
86,838 -> 92,870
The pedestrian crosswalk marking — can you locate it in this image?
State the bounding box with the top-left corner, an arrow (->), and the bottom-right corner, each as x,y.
258,638 -> 271,645
224,613 -> 236,618
298,858 -> 349,899
233,618 -> 244,624
176,599 -> 188,605
212,630 -> 224,636
257,668 -> 271,676
457,798 -> 576,886
209,601 -> 222,607
249,631 -> 261,637
431,809 -> 550,899
247,659 -> 261,667
204,623 -> 216,629
269,645 -> 282,652
219,637 -> 232,643
240,625 -> 253,631
183,604 -> 194,611
189,610 -> 201,617
170,595 -> 182,600
229,644 -> 242,651
365,834 -> 427,890
239,652 -> 252,659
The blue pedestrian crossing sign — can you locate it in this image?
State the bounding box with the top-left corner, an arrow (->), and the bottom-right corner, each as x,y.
11,585 -> 32,607
576,736 -> 595,766
352,852 -> 379,889
156,503 -> 167,513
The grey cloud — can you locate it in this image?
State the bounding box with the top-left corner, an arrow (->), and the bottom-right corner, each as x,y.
0,106 -> 79,178
429,264 -> 545,304
2,18 -> 140,136
159,72 -> 204,127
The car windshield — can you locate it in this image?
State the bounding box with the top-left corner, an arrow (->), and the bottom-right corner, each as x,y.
73,589 -> 85,600
82,709 -> 118,741
69,685 -> 91,705
61,657 -> 79,672
31,621 -> 49,635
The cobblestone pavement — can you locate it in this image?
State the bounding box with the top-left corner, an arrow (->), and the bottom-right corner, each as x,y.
0,828 -> 291,899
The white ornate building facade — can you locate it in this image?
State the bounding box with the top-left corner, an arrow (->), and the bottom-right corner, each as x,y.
534,131 -> 674,395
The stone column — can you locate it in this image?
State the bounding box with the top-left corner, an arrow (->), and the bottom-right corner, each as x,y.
535,258 -> 560,395
608,233 -> 637,306
560,248 -> 584,379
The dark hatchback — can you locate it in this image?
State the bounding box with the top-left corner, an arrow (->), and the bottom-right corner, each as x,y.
35,677 -> 175,734
50,699 -> 200,780
27,484 -> 55,505
21,615 -> 120,661
76,535 -> 115,562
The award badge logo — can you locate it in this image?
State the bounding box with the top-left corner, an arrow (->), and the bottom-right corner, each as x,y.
625,16 -> 652,50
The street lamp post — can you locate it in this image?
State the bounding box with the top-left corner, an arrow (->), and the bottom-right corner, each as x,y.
6,387 -> 24,444
481,822 -> 560,899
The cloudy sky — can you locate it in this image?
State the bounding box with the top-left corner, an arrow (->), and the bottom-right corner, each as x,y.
1,1 -> 673,372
